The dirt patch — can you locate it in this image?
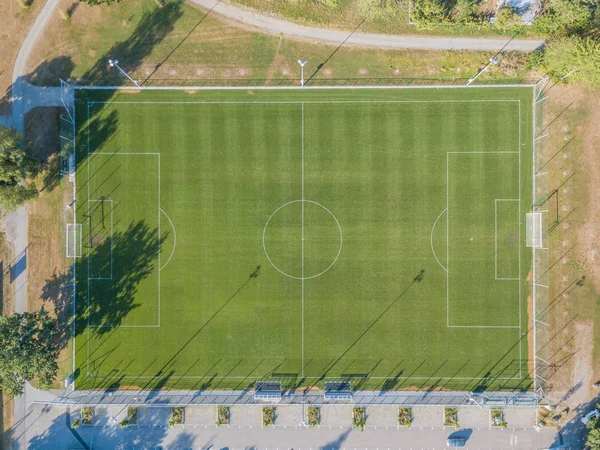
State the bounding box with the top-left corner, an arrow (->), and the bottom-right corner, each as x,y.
569,321 -> 593,408
538,86 -> 600,408
577,89 -> 600,295
25,107 -> 60,161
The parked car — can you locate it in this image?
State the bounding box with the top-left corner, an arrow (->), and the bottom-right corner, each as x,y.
582,409 -> 600,425
447,437 -> 466,447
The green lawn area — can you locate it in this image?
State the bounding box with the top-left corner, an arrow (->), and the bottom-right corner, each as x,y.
74,86 -> 534,392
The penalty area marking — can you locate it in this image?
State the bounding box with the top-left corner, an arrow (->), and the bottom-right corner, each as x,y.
431,208 -> 448,272
159,208 -> 177,272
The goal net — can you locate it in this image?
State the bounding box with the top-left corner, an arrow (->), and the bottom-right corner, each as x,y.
66,223 -> 82,258
526,212 -> 543,248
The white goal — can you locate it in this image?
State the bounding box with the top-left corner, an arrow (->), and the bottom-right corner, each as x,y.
66,223 -> 82,258
526,212 -> 543,248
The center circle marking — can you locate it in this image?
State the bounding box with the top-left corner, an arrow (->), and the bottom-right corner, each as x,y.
262,200 -> 343,280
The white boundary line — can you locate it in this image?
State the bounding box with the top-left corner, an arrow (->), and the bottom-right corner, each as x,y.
89,100 -> 520,105
495,199 -> 520,281
532,85 -> 538,395
86,374 -> 522,380
91,152 -> 160,155
518,99 -> 523,381
79,91 -> 533,385
74,84 -> 536,91
301,102 -> 305,379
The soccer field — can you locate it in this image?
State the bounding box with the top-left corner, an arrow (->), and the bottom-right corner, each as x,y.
74,86 -> 534,392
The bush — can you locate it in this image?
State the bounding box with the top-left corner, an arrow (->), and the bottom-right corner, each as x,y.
532,0 -> 595,37
118,419 -> 129,428
216,406 -> 229,426
539,37 -> 600,86
398,407 -> 412,427
17,0 -> 32,11
127,407 -> 138,425
491,409 -> 507,427
263,407 -> 275,426
168,407 -> 185,426
444,407 -> 459,428
493,5 -> 521,31
308,406 -> 319,426
352,406 -> 366,431
71,419 -> 81,429
81,407 -> 93,425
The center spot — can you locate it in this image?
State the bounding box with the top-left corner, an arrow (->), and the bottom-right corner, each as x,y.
262,200 -> 342,280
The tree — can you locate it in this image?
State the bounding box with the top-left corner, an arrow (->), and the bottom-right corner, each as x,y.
587,415 -> 600,449
0,310 -> 60,396
0,126 -> 39,211
412,0 -> 448,28
533,0 -> 595,36
493,5 -> 522,31
538,36 -> 600,86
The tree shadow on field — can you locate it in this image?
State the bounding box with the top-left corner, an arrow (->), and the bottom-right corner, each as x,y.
41,220 -> 167,349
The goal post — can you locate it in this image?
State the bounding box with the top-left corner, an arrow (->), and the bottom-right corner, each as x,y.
526,212 -> 543,248
66,223 -> 82,258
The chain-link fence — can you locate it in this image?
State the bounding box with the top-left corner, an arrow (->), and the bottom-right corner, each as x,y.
59,79 -> 78,389
532,78 -> 551,399
74,76 -> 533,88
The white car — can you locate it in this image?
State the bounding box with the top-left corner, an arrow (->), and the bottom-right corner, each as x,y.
581,409 -> 600,425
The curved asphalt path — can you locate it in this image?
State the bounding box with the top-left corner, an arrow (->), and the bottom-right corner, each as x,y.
189,0 -> 545,51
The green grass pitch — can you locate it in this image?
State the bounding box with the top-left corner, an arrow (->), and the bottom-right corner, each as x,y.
74,86 -> 534,392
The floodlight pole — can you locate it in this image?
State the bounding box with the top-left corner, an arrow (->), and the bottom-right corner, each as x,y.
298,59 -> 307,87
560,68 -> 577,81
467,57 -> 499,86
108,59 -> 140,87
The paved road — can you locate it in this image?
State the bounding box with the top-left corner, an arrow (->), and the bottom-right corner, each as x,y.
188,0 -> 545,51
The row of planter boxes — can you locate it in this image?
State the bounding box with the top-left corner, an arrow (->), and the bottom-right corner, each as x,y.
71,406 -> 508,429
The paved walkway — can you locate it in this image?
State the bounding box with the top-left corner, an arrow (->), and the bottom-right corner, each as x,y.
24,404 -> 557,449
11,0 -> 61,132
6,0 -> 61,449
188,0 -> 545,52
46,388 -> 537,407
